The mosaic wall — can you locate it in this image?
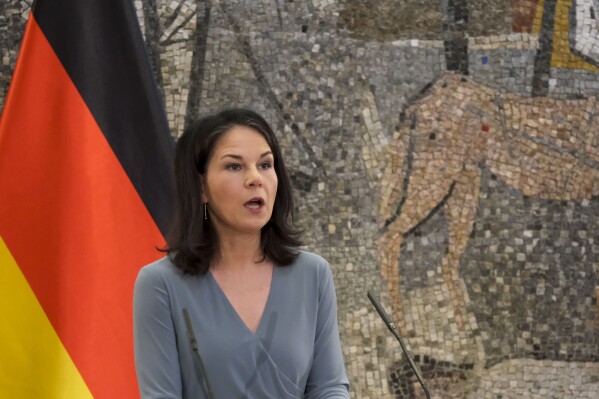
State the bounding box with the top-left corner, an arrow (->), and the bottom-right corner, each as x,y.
2,0 -> 598,398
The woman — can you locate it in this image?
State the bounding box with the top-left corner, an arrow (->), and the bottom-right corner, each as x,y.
133,109 -> 350,398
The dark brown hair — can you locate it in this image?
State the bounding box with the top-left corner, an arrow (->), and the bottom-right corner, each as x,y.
163,108 -> 302,274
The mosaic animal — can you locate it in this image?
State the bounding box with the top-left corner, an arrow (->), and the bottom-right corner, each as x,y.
377,72 -> 599,331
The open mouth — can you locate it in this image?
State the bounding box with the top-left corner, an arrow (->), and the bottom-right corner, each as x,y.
244,198 -> 264,209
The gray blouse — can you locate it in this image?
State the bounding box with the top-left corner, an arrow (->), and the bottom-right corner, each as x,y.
133,251 -> 350,398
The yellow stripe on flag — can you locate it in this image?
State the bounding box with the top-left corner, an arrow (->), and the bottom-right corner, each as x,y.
0,236 -> 93,398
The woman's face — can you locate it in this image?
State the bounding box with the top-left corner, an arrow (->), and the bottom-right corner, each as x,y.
201,125 -> 278,237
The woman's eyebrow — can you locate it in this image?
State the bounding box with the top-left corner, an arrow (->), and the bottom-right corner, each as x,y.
221,154 -> 242,160
220,151 -> 273,160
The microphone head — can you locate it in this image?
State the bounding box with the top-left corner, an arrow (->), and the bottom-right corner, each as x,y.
367,290 -> 393,327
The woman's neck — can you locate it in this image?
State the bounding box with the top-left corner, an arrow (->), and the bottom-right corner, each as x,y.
212,230 -> 264,272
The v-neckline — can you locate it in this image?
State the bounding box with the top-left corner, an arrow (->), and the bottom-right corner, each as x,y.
208,264 -> 276,336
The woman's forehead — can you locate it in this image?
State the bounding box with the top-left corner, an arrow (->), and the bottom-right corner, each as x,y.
212,126 -> 272,156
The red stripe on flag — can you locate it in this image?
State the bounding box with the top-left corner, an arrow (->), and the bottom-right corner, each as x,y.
0,16 -> 164,398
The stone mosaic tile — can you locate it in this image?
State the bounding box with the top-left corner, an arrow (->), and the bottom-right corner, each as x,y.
462,169 -> 599,365
477,358 -> 599,398
0,1 -> 29,112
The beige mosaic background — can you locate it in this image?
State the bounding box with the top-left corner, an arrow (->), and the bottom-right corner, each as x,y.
1,1 -> 598,398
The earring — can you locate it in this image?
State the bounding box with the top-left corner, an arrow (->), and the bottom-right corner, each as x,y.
203,203 -> 208,220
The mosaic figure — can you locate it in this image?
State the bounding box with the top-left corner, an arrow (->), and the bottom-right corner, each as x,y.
378,72 -> 599,332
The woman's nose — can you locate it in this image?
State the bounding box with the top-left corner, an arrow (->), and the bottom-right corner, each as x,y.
245,167 -> 263,187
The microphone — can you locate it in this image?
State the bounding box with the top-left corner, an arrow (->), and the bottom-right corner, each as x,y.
367,291 -> 431,399
182,308 -> 215,399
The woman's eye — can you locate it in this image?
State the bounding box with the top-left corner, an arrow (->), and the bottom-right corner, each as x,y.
226,163 -> 242,171
259,161 -> 272,170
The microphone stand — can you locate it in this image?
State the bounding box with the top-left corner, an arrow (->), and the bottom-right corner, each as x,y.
367,291 -> 431,399
182,308 -> 216,399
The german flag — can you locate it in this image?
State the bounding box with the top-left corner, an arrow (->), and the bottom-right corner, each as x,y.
0,0 -> 174,397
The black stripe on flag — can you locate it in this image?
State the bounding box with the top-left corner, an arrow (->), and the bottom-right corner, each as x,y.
32,0 -> 174,236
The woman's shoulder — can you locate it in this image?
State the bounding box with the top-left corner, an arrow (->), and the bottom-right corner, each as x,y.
296,250 -> 328,265
289,250 -> 332,278
285,251 -> 336,298
294,250 -> 328,267
136,256 -> 183,285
